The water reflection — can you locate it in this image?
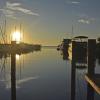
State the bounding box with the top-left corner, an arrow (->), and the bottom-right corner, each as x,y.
11,53 -> 40,100
0,45 -> 100,100
87,83 -> 94,100
0,48 -> 41,100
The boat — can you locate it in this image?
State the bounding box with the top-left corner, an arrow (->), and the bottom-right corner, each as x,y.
57,38 -> 71,51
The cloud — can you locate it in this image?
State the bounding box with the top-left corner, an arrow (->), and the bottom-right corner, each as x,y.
0,9 -> 14,15
6,2 -> 21,7
5,14 -> 16,19
0,9 -> 16,19
78,19 -> 90,24
6,2 -> 39,16
0,1 -> 39,19
67,0 -> 80,5
77,14 -> 95,24
71,1 -> 80,4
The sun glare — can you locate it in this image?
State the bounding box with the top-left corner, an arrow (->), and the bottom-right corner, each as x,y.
12,31 -> 21,43
16,54 -> 20,60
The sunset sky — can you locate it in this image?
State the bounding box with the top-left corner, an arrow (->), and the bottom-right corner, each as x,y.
0,0 -> 100,45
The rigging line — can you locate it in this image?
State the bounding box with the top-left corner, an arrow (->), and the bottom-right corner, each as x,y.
20,23 -> 21,42
4,20 -> 7,44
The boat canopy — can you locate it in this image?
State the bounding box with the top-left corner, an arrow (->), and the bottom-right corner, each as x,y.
72,36 -> 88,42
74,36 -> 88,38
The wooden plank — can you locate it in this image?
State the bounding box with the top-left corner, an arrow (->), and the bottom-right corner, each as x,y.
85,74 -> 100,95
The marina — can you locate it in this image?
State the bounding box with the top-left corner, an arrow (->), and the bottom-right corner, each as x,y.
0,0 -> 100,100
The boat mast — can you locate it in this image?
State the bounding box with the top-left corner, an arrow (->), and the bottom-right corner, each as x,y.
0,24 -> 5,44
15,26 -> 16,41
22,25 -> 24,43
71,24 -> 74,39
4,19 -> 7,44
20,23 -> 21,42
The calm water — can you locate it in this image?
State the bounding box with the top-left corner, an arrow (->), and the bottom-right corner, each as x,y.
0,48 -> 100,100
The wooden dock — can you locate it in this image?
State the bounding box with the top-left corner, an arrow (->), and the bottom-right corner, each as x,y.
85,74 -> 100,95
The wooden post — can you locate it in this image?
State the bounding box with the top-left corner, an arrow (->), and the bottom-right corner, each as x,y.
11,53 -> 16,100
88,39 -> 96,76
71,41 -> 76,100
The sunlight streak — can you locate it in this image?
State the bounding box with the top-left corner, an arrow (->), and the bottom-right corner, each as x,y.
12,31 -> 22,43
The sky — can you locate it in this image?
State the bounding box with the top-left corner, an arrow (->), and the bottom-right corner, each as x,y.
0,0 -> 100,45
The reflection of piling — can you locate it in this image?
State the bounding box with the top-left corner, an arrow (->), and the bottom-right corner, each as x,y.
62,47 -> 69,60
11,53 -> 16,100
88,39 -> 96,76
71,41 -> 76,100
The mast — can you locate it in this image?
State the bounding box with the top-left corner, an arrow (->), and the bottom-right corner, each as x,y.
0,25 -> 5,43
0,18 -> 7,44
20,23 -> 21,42
15,26 -> 16,41
4,19 -> 7,44
21,24 -> 24,43
23,29 -> 24,43
71,24 -> 74,39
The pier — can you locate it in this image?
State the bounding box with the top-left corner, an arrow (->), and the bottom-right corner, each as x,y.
72,38 -> 100,95
85,39 -> 100,95
59,37 -> 100,95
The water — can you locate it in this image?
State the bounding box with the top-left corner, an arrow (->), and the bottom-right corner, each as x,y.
0,48 -> 100,100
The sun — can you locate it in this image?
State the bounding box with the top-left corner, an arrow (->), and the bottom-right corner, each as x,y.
12,31 -> 21,43
16,54 -> 20,60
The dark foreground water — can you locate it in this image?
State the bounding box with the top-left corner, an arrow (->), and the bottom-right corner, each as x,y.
0,48 -> 100,100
